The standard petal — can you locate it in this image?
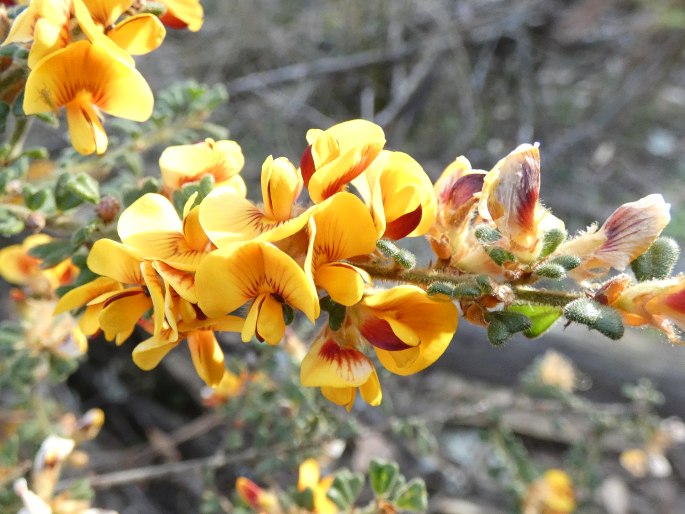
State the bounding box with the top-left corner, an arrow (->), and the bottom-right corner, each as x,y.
300,335 -> 373,388
118,193 -> 183,240
107,14 -> 166,55
87,239 -> 143,284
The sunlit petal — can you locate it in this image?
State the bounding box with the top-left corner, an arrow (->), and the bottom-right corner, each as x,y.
87,239 -> 143,284
107,14 -> 166,55
187,330 -> 224,387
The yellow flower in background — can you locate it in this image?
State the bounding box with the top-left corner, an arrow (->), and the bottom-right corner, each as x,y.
196,241 -> 319,345
479,143 -> 565,263
23,40 -> 153,155
352,150 -> 437,240
522,469 -> 576,514
298,459 -> 337,514
300,326 -> 382,411
555,194 -> 671,281
23,298 -> 88,359
200,155 -> 309,246
160,138 -> 246,196
354,285 -> 458,376
158,0 -> 204,32
0,233 -> 77,297
300,119 -> 385,203
80,0 -> 166,55
236,477 -> 281,514
308,192 -> 377,306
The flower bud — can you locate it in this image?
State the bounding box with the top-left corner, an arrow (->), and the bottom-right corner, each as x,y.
631,236 -> 680,282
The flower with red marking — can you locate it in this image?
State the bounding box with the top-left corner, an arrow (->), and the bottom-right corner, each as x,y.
196,241 -> 319,345
300,326 -> 382,411
235,477 -> 281,514
300,119 -> 385,204
352,150 -> 437,240
158,0 -> 203,32
200,155 -> 310,247
555,194 -> 670,281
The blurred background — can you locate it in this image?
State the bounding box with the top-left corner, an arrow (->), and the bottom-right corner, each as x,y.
6,0 -> 685,512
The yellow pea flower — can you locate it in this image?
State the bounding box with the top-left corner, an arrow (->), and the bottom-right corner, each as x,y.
554,194 -> 670,281
298,459 -> 337,514
353,285 -> 458,375
353,150 -> 437,240
308,192 -> 377,306
300,119 -> 385,203
117,192 -> 213,276
158,0 -> 204,32
196,241 -> 319,345
522,469 -> 576,514
80,0 -> 166,55
479,143 -> 565,263
0,234 -> 72,296
23,39 -> 153,155
235,477 -> 281,514
199,155 -> 309,247
159,138 -> 246,196
300,326 -> 382,411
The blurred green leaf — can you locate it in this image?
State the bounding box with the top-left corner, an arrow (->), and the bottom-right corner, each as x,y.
394,478 -> 428,512
507,304 -> 562,338
369,459 -> 399,498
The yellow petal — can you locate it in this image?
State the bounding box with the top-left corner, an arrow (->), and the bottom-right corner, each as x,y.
160,139 -> 244,191
151,260 -> 197,304
87,239 -> 143,284
65,95 -> 108,155
72,0 -> 135,65
98,290 -> 150,343
107,13 -> 166,55
315,262 -> 366,306
141,261 -> 166,336
54,277 -> 121,314
261,155 -> 302,221
82,0 -> 131,27
160,0 -> 204,32
24,40 -> 152,120
298,459 -> 320,491
119,193 -> 183,239
28,17 -> 70,69
241,293 -> 265,343
199,186 -> 310,246
183,206 -> 211,252
256,293 -> 287,345
132,334 -> 180,370
363,285 -> 458,375
321,386 -> 356,411
300,334 -> 373,388
187,330 -> 225,387
311,191 -> 378,264
359,367 -> 382,407
196,242 -> 318,322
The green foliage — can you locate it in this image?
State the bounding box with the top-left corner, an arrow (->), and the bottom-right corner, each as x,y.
369,459 -> 400,497
564,298 -> 625,340
54,172 -> 100,211
631,236 -> 680,281
376,239 -> 416,269
0,206 -> 24,236
507,303 -> 563,338
328,469 -> 365,510
539,228 -> 567,258
533,262 -> 566,280
485,310 -> 533,346
320,296 -> 347,331
474,224 -> 502,243
487,247 -> 516,266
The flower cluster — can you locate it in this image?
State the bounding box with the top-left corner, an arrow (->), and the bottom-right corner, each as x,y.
2,0 -> 203,154
57,119 -> 459,410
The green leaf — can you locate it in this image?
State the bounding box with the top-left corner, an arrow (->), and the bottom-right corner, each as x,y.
474,224 -> 502,243
550,254 -> 581,271
0,207 -> 23,236
451,283 -> 482,299
533,263 -> 566,280
426,282 -> 455,297
23,187 -> 49,210
539,228 -> 567,258
563,298 -> 624,340
487,247 -> 516,266
369,459 -> 399,497
28,239 -> 74,268
486,311 -> 532,334
394,478 -> 428,512
631,237 -> 680,281
282,304 -> 294,325
507,304 -> 562,338
55,172 -> 99,210
291,487 -> 314,510
328,470 -> 364,509
487,319 -> 512,346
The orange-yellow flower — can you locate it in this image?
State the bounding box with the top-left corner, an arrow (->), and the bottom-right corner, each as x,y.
298,459 -> 337,514
80,0 -> 166,55
0,234 -> 76,296
158,0 -> 203,32
196,241 -> 319,345
352,150 -> 437,239
522,469 -> 576,514
159,138 -> 246,196
308,192 -> 377,306
353,285 -> 458,375
23,40 -> 153,155
300,119 -> 385,203
200,155 -> 308,246
235,477 -> 281,514
300,326 -> 382,411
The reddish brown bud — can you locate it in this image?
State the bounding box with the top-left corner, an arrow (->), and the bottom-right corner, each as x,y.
96,195 -> 121,223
